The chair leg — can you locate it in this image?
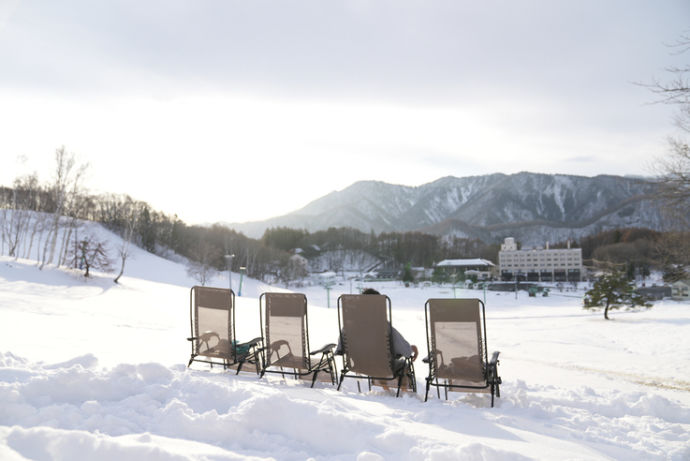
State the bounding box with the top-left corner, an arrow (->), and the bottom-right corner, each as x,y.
409,363 -> 417,393
329,359 -> 337,385
329,356 -> 338,385
424,380 -> 431,402
310,370 -> 319,388
337,372 -> 346,391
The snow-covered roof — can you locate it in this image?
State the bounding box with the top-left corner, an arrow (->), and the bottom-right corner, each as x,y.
436,258 -> 495,267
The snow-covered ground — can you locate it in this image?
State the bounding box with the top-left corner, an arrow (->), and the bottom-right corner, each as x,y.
1,231 -> 689,460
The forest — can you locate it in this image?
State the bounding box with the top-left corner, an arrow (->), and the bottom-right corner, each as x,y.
0,149 -> 685,284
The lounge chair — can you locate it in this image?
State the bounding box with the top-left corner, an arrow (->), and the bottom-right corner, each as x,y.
187,286 -> 262,374
336,294 -> 416,397
423,298 -> 501,406
259,292 -> 337,387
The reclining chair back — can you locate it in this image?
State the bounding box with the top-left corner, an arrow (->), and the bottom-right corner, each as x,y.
338,294 -> 394,379
424,298 -> 501,406
262,293 -> 309,370
259,292 -> 337,386
426,298 -> 486,387
189,286 -> 235,365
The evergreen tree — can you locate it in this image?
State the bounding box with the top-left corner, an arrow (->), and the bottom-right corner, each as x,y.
584,271 -> 651,320
402,262 -> 414,284
138,205 -> 156,252
431,267 -> 449,285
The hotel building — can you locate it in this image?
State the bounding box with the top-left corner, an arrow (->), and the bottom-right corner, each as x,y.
498,237 -> 583,282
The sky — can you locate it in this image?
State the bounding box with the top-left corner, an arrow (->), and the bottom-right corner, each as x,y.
0,1 -> 688,225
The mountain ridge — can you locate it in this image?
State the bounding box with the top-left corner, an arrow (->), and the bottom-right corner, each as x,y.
226,172 -> 663,245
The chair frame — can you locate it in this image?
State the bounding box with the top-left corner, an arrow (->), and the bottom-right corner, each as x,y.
187,286 -> 261,375
258,292 -> 337,387
336,294 -> 416,397
423,298 -> 501,406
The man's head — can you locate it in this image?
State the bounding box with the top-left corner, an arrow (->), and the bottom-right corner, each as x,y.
361,288 -> 380,295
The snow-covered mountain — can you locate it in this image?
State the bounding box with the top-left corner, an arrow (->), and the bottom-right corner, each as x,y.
229,172 -> 663,244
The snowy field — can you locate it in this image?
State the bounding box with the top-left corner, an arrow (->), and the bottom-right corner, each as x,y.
1,230 -> 689,460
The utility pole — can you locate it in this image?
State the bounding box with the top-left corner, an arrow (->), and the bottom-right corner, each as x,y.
225,254 -> 235,292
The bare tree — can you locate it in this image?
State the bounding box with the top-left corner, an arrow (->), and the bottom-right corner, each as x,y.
186,260 -> 216,286
40,147 -> 88,269
15,174 -> 43,260
0,208 -> 7,255
649,34 -> 689,199
186,239 -> 217,286
114,210 -> 137,283
2,174 -> 38,259
67,234 -> 112,278
646,32 -> 690,274
58,166 -> 90,268
279,254 -> 308,286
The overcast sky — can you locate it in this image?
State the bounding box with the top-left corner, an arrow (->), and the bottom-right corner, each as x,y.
0,1 -> 688,224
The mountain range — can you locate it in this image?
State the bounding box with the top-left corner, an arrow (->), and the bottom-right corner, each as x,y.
228,172 -> 664,246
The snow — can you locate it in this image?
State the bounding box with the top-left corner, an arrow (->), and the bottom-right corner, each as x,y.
435,259 -> 495,267
1,226 -> 690,460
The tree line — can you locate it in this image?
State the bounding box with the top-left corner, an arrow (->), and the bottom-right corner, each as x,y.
261,226 -> 498,269
0,148 -> 289,282
571,227 -> 686,282
0,148 -> 497,283
1,148 -> 686,285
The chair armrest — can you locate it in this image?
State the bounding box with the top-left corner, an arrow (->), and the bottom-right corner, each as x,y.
489,351 -> 500,366
310,343 -> 336,355
187,337 -> 197,342
238,337 -> 262,348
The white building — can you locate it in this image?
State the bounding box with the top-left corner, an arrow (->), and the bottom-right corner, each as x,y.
498,237 -> 583,282
435,258 -> 495,280
671,280 -> 690,300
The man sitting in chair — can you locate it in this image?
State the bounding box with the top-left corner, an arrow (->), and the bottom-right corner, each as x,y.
335,288 -> 419,372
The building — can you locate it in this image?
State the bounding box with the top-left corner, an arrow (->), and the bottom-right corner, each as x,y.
435,258 -> 495,280
498,237 -> 583,282
671,280 -> 690,300
636,285 -> 672,301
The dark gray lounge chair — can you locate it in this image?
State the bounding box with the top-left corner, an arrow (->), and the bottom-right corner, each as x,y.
423,298 -> 501,406
259,292 -> 337,387
187,286 -> 262,374
336,294 -> 416,397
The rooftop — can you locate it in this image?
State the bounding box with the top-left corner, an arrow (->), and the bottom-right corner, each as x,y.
436,258 -> 495,267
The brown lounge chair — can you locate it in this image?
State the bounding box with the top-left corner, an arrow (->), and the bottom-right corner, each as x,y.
423,298 -> 501,406
336,294 -> 416,397
259,293 -> 337,387
187,286 -> 262,374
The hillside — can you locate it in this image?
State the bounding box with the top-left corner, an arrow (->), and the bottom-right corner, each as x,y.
228,173 -> 663,244
0,220 -> 689,459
